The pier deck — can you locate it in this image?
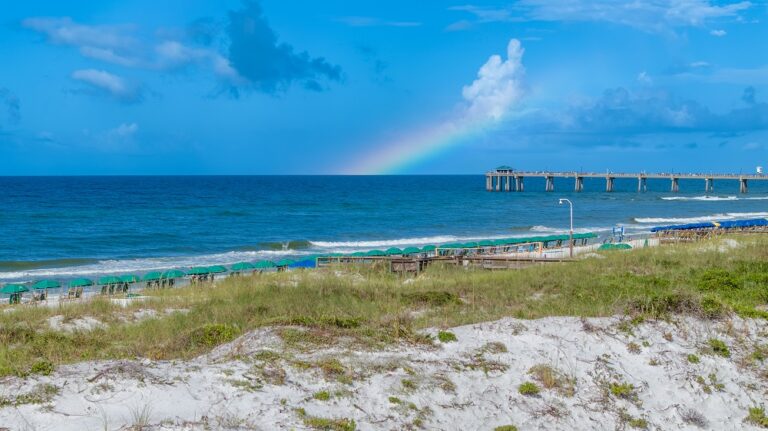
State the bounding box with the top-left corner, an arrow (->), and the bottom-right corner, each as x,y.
485,169 -> 768,193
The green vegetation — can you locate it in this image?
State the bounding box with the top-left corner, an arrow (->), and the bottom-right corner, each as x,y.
0,383 -> 59,407
296,408 -> 356,431
388,396 -> 402,404
528,364 -> 575,397
609,382 -> 636,399
518,381 -> 540,396
493,426 -> 518,431
437,331 -> 457,343
687,354 -> 700,364
747,406 -> 768,428
2,235 -> 768,376
30,360 -> 54,376
707,339 -> 731,358
313,391 -> 331,401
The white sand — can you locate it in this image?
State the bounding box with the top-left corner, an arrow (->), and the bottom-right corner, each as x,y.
2,314 -> 766,430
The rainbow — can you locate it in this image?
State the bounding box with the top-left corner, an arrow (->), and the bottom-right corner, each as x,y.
342,116 -> 496,174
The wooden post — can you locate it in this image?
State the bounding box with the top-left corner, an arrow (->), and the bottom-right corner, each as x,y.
495,174 -> 501,191
575,176 -> 584,192
545,176 -> 555,192
740,178 -> 748,194
637,177 -> 646,192
606,177 -> 614,192
705,178 -> 713,193
518,176 -> 524,192
671,177 -> 679,193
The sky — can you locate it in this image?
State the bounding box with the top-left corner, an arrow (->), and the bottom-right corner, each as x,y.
1,0 -> 767,175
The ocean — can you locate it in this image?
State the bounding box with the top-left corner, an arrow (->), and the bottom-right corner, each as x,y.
1,175 -> 767,282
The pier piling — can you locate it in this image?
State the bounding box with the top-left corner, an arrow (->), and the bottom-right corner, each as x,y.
606,177 -> 615,192
671,177 -> 680,193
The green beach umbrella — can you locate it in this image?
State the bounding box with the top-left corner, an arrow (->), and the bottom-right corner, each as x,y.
33,279 -> 60,290
143,271 -> 162,281
98,276 -> 122,285
1,284 -> 29,294
463,241 -> 479,248
350,251 -> 366,257
208,265 -> 227,274
402,247 -> 421,255
254,260 -> 276,269
421,245 -> 436,252
188,266 -> 210,275
276,259 -> 295,267
230,262 -> 255,271
120,275 -> 140,283
385,247 -> 403,255
161,269 -> 186,279
366,250 -> 386,257
478,240 -> 495,247
69,278 -> 94,288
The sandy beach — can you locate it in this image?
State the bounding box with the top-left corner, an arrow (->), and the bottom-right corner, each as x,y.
1,314 -> 766,430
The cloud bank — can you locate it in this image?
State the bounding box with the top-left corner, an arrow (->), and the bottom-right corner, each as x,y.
71,69 -> 143,103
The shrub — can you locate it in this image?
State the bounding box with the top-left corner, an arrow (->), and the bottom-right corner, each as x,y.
687,354 -> 700,364
437,331 -> 457,343
746,406 -> 768,428
627,342 -> 641,354
518,381 -> 540,396
401,291 -> 459,306
700,296 -> 727,319
628,418 -> 648,429
313,391 -> 331,401
494,426 -> 518,431
188,324 -> 237,348
528,364 -> 575,397
698,269 -> 739,291
609,382 -> 635,399
30,360 -> 54,376
708,339 -> 730,358
401,379 -> 417,391
388,396 -> 402,404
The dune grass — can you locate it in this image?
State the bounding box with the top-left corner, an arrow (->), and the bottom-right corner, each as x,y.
1,234 -> 767,377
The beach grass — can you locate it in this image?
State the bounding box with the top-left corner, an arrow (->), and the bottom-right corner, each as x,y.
1,234 -> 768,377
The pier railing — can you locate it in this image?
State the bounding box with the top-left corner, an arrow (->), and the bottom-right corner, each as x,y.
484,170 -> 766,193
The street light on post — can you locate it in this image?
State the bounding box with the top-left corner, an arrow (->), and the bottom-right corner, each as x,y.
559,198 -> 574,258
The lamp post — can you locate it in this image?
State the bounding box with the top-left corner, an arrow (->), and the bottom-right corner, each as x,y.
559,198 -> 574,258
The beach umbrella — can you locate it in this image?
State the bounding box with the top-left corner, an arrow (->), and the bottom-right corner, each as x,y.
479,240 -> 495,247
402,247 -> 421,255
143,271 -> 162,281
276,259 -> 295,267
161,269 -> 186,279
33,279 -> 60,290
385,247 -> 403,255
366,250 -> 386,257
350,251 -> 366,257
208,265 -> 227,274
1,284 -> 29,294
188,266 -> 211,275
69,278 -> 93,288
120,275 -> 140,283
230,262 -> 255,272
98,276 -> 122,285
421,245 -> 436,252
463,241 -> 479,248
254,260 -> 276,269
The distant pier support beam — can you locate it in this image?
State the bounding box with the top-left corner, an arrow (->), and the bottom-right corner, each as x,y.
504,175 -> 511,191
671,177 -> 680,193
606,177 -> 615,192
545,176 -> 555,192
740,178 -> 748,193
705,178 -> 714,193
486,175 -> 491,191
637,177 -> 647,192
516,176 -> 524,192
574,176 -> 584,192
495,175 -> 501,192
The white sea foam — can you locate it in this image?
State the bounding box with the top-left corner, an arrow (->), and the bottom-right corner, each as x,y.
0,250 -> 316,282
661,195 -> 768,201
634,212 -> 768,224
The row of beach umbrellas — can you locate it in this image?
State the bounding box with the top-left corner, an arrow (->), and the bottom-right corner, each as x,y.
2,233 -> 597,295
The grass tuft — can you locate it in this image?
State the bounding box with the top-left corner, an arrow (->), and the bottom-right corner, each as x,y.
707,339 -> 731,358
518,381 -> 540,396
437,331 -> 457,343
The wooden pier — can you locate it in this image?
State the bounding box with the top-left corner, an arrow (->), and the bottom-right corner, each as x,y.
485,167 -> 767,193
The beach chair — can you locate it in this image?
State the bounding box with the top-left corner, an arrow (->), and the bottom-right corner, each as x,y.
76,287 -> 83,299
67,288 -> 76,300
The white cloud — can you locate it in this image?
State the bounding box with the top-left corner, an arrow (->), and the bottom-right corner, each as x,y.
71,69 -> 142,102
690,61 -> 710,68
22,17 -> 135,50
637,71 -> 653,84
155,41 -> 245,85
462,39 -> 526,120
710,29 -> 727,36
449,1 -> 751,34
80,46 -> 138,67
111,122 -> 138,137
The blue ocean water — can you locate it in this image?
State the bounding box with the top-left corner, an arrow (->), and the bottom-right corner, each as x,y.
1,175 -> 767,282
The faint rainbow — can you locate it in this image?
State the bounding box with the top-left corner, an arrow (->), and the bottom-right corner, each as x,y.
343,117 -> 494,174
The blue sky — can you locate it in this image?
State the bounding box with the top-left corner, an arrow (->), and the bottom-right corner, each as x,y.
1,0 -> 767,174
